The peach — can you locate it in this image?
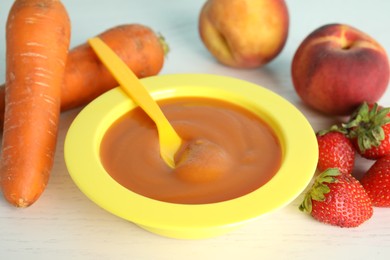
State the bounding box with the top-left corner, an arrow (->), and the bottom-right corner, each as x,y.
198,0 -> 289,68
291,23 -> 390,116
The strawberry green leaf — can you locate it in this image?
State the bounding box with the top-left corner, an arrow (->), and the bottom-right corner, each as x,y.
311,184 -> 329,201
371,126 -> 384,142
375,107 -> 390,124
299,193 -> 313,213
319,168 -> 340,178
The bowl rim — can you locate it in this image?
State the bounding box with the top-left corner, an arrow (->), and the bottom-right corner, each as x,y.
64,73 -> 318,230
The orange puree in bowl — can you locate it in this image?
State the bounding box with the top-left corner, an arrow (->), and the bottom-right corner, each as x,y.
100,97 -> 282,204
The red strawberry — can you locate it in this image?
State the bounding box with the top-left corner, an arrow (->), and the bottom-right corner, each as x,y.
360,156 -> 390,207
316,128 -> 355,175
299,168 -> 373,228
344,102 -> 390,160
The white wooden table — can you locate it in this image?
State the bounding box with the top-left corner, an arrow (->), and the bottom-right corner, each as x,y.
1,1 -> 390,259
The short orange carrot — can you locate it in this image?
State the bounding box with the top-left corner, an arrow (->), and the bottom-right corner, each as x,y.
0,0 -> 71,207
0,24 -> 167,128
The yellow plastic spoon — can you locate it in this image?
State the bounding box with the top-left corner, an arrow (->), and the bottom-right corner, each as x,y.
88,37 -> 182,168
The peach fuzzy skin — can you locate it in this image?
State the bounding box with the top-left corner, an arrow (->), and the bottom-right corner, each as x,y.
291,24 -> 390,116
198,0 -> 289,68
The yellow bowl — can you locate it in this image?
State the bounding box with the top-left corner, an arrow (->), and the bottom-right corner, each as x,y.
64,74 -> 318,239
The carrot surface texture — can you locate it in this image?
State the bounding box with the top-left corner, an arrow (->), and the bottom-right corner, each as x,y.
0,0 -> 71,207
0,24 -> 168,127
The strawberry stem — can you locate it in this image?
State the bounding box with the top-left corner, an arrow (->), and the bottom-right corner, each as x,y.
343,102 -> 390,152
299,168 -> 340,213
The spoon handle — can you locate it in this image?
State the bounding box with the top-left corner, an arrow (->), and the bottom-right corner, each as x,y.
88,37 -> 181,168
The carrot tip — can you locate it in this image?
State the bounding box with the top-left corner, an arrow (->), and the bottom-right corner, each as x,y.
15,198 -> 30,208
158,33 -> 170,56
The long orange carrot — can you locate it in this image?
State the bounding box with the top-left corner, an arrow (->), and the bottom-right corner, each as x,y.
0,24 -> 167,128
0,0 -> 71,207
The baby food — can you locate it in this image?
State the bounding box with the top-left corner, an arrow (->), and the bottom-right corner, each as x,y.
100,97 -> 282,204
